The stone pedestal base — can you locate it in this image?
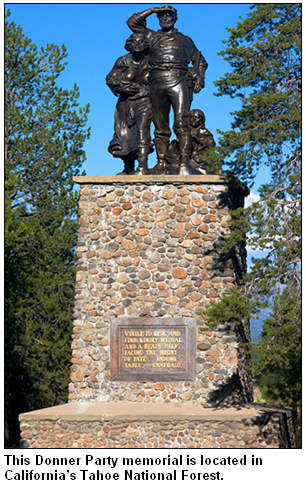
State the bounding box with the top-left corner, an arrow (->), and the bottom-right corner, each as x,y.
19,402 -> 295,448
18,175 -> 295,449
69,175 -> 252,406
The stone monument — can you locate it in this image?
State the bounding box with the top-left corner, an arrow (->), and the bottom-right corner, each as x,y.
19,6 -> 295,448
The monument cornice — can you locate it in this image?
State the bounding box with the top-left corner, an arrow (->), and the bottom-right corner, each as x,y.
73,174 -> 228,184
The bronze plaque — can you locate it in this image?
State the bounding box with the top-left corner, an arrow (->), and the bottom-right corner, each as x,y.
110,317 -> 196,381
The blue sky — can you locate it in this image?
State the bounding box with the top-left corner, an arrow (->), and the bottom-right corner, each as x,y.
6,2 -> 260,179
6,2 -> 274,340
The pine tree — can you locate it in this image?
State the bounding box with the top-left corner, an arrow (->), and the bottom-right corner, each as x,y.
255,281 -> 301,409
204,4 -> 301,409
5,11 -> 90,445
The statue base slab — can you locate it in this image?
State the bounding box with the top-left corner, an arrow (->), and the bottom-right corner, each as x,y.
19,402 -> 296,448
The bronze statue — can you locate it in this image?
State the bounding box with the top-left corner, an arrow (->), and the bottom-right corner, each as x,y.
127,5 -> 208,175
106,33 -> 153,174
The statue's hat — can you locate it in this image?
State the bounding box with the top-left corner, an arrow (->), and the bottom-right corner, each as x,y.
157,6 -> 178,18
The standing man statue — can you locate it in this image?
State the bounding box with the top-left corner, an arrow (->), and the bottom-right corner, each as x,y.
127,5 -> 208,174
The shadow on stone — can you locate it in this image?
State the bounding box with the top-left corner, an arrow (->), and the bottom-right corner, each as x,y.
206,371 -> 250,407
245,405 -> 297,448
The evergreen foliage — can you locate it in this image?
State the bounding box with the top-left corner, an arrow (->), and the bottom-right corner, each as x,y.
204,4 -> 301,410
200,287 -> 259,331
255,281 -> 301,409
5,11 -> 90,445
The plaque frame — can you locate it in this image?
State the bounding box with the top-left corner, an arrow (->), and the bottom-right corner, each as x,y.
110,317 -> 196,381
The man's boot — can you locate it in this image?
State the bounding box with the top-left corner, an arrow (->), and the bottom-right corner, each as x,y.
179,159 -> 193,175
151,138 -> 169,174
136,147 -> 149,175
178,131 -> 193,175
118,155 -> 135,175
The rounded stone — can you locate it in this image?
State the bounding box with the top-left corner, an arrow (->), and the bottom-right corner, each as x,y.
142,192 -> 154,202
190,214 -> 202,226
117,274 -> 129,284
189,292 -> 202,302
147,250 -> 161,263
126,283 -> 137,292
186,205 -> 196,216
100,251 -> 112,259
155,383 -> 165,391
136,228 -> 149,236
181,240 -> 193,248
156,211 -> 170,222
161,189 -> 176,199
204,214 -> 218,222
192,199 -> 204,207
169,279 -> 181,289
71,373 -> 84,382
173,268 -> 187,279
138,269 -> 151,280
112,221 -> 127,229
122,241 -> 136,250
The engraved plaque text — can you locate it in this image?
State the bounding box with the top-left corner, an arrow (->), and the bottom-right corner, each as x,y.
110,317 -> 196,381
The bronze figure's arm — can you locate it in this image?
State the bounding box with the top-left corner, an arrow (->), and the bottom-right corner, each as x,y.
191,49 -> 208,94
106,58 -> 139,97
127,6 -> 176,32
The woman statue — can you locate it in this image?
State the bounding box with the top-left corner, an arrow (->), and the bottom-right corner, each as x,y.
106,33 -> 153,174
